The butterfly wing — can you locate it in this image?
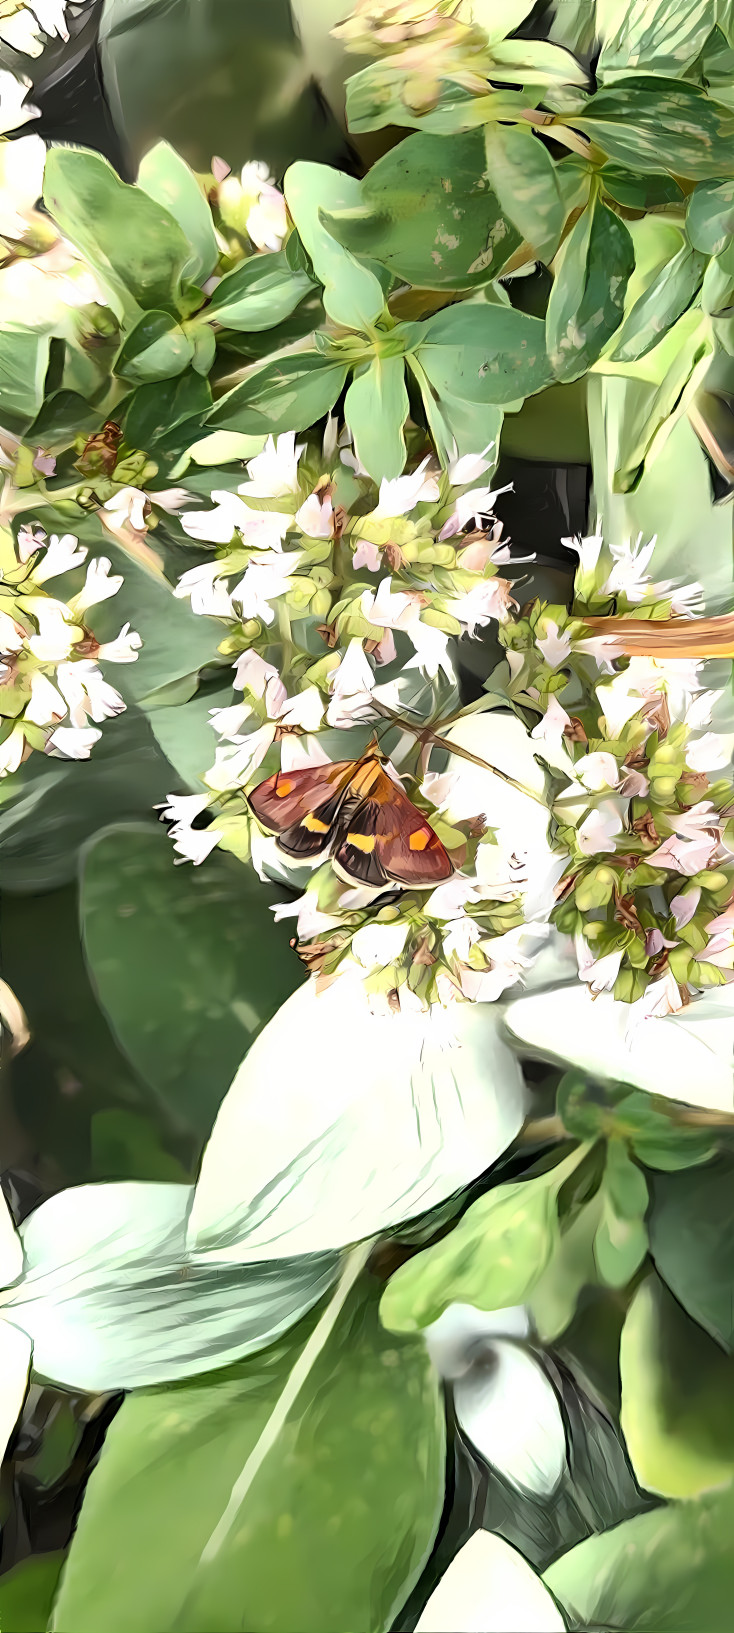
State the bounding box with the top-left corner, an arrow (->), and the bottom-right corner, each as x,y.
334,769 -> 453,886
247,759 -> 358,859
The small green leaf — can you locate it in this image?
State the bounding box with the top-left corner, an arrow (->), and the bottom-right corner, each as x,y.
529,1191 -> 602,1342
574,78 -> 734,179
484,123 -> 566,263
688,177 -> 734,256
416,301 -> 552,408
594,1197 -> 647,1289
43,147 -> 191,319
600,164 -> 684,210
137,141 -> 219,284
610,244 -> 706,363
621,1274 -> 734,1498
344,354 -> 409,481
206,351 -> 348,435
380,1172 -> 562,1333
604,1138 -> 649,1220
557,1073 -> 605,1139
204,250 -> 314,332
546,193 -> 634,382
0,328 -> 51,431
114,310 -> 194,383
284,162 -> 385,331
411,354 -> 505,464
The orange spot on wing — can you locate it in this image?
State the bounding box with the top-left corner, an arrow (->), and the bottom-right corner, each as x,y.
303,814 -> 329,833
347,833 -> 376,853
275,780 -> 293,797
409,828 -> 432,851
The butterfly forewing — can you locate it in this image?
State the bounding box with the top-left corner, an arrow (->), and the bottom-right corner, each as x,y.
335,769 -> 453,887
247,759 -> 357,858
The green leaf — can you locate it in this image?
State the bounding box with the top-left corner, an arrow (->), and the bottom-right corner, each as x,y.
593,1198 -> 648,1289
137,140 -> 219,284
484,123 -> 567,263
0,328 -> 50,431
321,129 -> 521,292
648,1155 -> 734,1351
610,244 -> 707,362
614,1090 -> 716,1171
91,1108 -> 190,1182
416,301 -> 552,410
122,369 -> 212,470
545,1479 -> 734,1630
411,352 -> 505,464
80,824 -> 305,1140
204,250 -> 314,331
284,162 -> 385,331
529,1191 -> 602,1342
574,78 -> 734,179
600,163 -> 684,210
344,354 -> 409,481
596,0 -> 719,82
604,1138 -> 649,1219
607,310 -> 713,491
546,194 -> 634,382
52,1281 -> 444,1633
620,1274 -> 734,1500
43,147 -> 191,319
113,309 -> 195,383
206,351 -> 348,435
557,1073 -> 605,1139
0,1552 -> 66,1633
687,177 -> 734,255
27,388 -> 101,452
380,1172 -> 562,1333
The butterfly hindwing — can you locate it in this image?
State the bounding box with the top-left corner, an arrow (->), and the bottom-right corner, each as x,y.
335,769 -> 453,887
247,759 -> 357,858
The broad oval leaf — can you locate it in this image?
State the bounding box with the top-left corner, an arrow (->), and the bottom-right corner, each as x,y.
600,163 -> 684,211
344,353 -> 409,481
574,78 -> 734,179
0,328 -> 50,432
687,177 -> 734,256
43,147 -> 191,319
410,352 -> 504,466
648,1155 -> 734,1351
416,302 -> 552,406
321,129 -> 521,292
596,0 -> 719,83
113,309 -> 194,383
546,194 -> 634,382
80,824 -> 304,1139
284,161 -> 385,331
484,123 -> 566,264
204,249 -> 314,332
51,1283 -> 445,1633
137,140 -> 219,284
206,351 -> 348,435
609,243 -> 706,363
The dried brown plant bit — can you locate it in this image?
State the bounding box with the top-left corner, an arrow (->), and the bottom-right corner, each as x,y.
631,810 -> 661,848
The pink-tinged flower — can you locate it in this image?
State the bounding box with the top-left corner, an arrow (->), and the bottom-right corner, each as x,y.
372,455 -> 440,519
295,492 -> 334,539
670,887 -> 701,929
352,538 -> 382,573
360,577 -> 420,632
449,577 -> 516,635
448,442 -> 496,486
371,629 -> 397,665
46,725 -> 102,760
627,970 -> 684,1026
575,936 -> 624,994
534,619 -> 572,669
16,523 -> 46,562
618,766 -> 649,797
238,431 -> 304,499
577,751 -> 621,793
457,523 -> 513,572
96,624 -> 142,664
174,562 -> 233,617
576,803 -> 624,856
645,834 -> 719,876
33,450 -> 55,478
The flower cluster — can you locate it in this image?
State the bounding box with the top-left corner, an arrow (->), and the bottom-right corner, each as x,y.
0,517 -> 140,774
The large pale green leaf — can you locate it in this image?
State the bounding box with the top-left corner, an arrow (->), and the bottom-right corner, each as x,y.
284,162 -> 385,331
600,163 -> 684,210
137,141 -> 219,284
687,176 -> 734,255
416,302 -> 552,407
573,78 -> 734,178
204,250 -> 314,331
113,309 -> 194,383
606,311 -> 713,491
0,328 -> 50,431
321,129 -> 521,291
52,1281 -> 444,1633
484,123 -> 567,263
80,824 -> 305,1138
344,353 -> 409,480
648,1156 -> 734,1351
206,351 -> 348,435
545,1480 -> 734,1630
546,194 -> 634,381
620,1273 -> 734,1499
43,148 -> 191,319
596,0 -> 719,82
410,352 -> 505,465
610,244 -> 706,363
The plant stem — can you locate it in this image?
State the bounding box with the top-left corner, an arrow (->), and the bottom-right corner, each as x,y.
521,1106 -> 734,1144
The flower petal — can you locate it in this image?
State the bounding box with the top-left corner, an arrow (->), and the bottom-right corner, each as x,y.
504,984 -> 734,1112
0,1320 -> 32,1465
424,1302 -> 529,1380
6,1183 -> 338,1391
415,1532 -> 567,1633
454,1342 -> 567,1495
187,972 -> 527,1261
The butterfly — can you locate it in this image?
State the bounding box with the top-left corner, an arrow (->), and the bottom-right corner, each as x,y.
247,745 -> 453,887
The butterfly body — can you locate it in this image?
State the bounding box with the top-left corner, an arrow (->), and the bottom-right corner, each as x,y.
248,751 -> 453,887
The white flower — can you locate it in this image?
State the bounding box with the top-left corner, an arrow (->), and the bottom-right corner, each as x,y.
530,696 -> 574,773
209,702 -> 253,740
204,725 -> 276,791
55,661 -> 124,726
424,1303 -> 567,1495
504,982 -> 734,1114
174,561 -> 233,617
73,555 -> 124,613
157,793 -> 212,827
239,432 -> 304,499
415,1532 -> 566,1633
460,925 -> 548,1003
0,723 -> 26,775
271,892 -> 342,939
595,674 -> 648,736
603,531 -> 657,602
96,623 -> 142,664
575,935 -> 624,994
233,649 -> 282,699
25,599 -> 78,662
171,823 -> 223,865
563,528 -> 604,575
46,725 -> 102,759
278,685 -> 324,731
686,731 -> 734,773
0,70 -> 38,135
405,617 -> 455,682
295,491 -> 334,539
352,538 -> 382,573
448,443 -> 496,486
351,920 -> 409,971
372,455 -> 440,519
32,532 -> 86,583
186,969 -> 527,1261
24,670 -> 65,726
361,576 -> 418,632
443,915 -> 482,963
535,619 -> 572,668
102,486 -> 147,533
0,608 -> 26,653
576,750 -> 621,792
231,551 -> 297,625
326,639 -> 377,728
440,482 -> 512,538
576,802 -> 624,856
449,577 -> 516,634
0,132 -> 45,237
